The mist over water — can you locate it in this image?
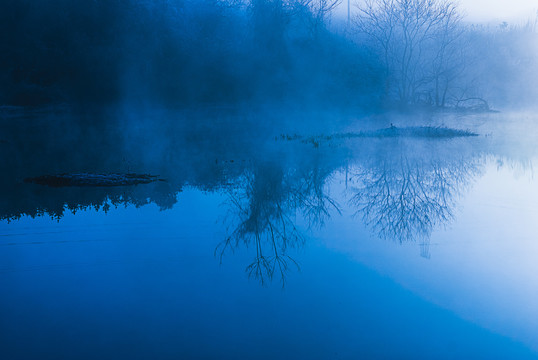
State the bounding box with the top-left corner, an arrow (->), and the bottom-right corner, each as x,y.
2,1 -> 538,359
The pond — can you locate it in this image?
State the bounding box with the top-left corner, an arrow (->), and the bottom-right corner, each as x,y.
1,107 -> 538,359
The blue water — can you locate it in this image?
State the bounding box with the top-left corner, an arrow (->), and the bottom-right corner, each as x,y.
1,110 -> 538,359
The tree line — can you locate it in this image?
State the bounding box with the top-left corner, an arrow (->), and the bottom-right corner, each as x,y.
354,0 -> 538,110
1,0 -> 536,110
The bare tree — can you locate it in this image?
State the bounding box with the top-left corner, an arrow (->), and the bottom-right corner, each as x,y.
250,0 -> 341,44
300,0 -> 342,35
354,0 -> 464,105
428,4 -> 466,107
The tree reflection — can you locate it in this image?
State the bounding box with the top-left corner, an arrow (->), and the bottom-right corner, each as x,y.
216,161 -> 340,286
1,180 -> 178,222
349,153 -> 483,250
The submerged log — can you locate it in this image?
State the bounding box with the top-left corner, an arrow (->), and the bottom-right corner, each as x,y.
25,173 -> 163,187
455,97 -> 490,112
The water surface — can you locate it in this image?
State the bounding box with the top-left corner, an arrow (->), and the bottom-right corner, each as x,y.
1,108 -> 538,359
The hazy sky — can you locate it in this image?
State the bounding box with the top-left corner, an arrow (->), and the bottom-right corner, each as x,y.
459,0 -> 538,22
342,0 -> 538,23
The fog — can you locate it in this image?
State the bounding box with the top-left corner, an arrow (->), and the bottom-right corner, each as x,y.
347,0 -> 538,22
3,1 -> 538,358
457,0 -> 537,22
